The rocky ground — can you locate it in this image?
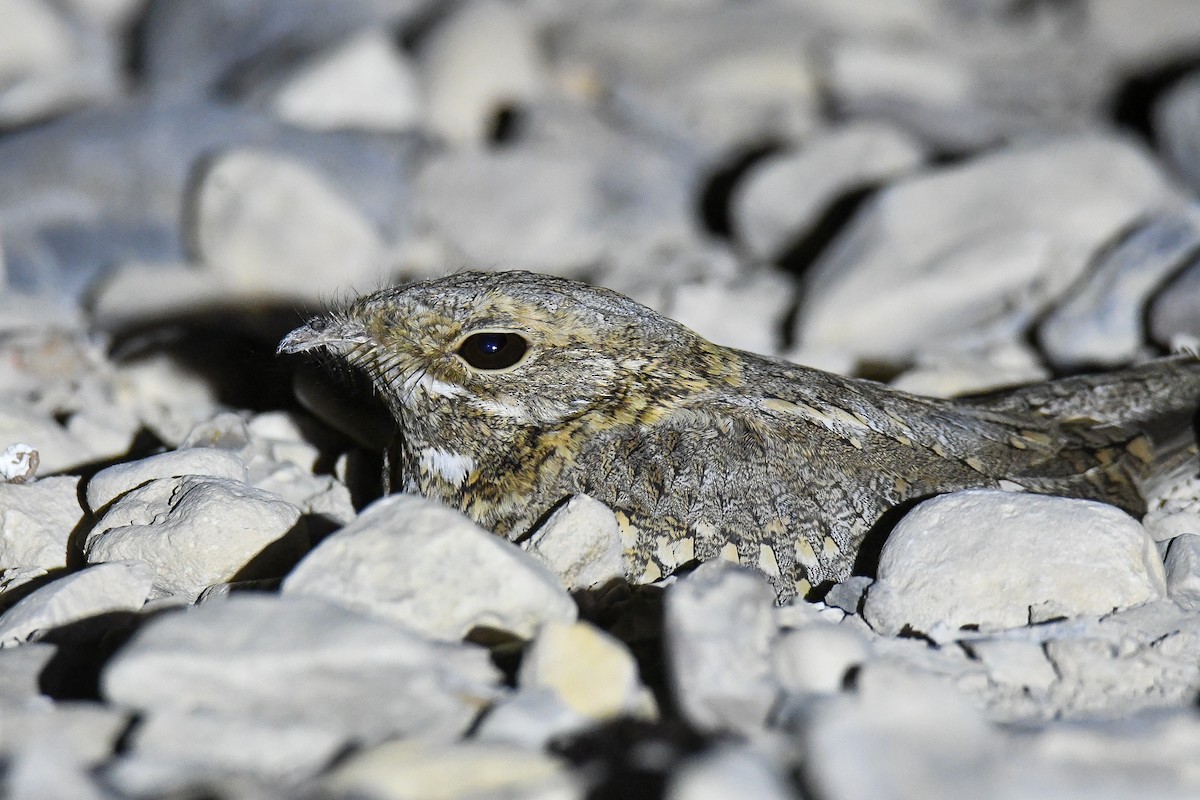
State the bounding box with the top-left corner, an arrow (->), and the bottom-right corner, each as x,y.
5,0 -> 1200,798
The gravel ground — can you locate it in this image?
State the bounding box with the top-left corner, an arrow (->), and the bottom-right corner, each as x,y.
5,1 -> 1200,798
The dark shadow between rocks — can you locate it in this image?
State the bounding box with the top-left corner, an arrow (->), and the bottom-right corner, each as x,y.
0,567 -> 72,614
549,717 -> 712,800
1112,57 -> 1200,143
697,143 -> 783,239
36,609 -> 159,700
228,518 -> 313,585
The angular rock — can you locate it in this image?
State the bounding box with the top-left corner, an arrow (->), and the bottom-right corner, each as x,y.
284,494 -> 576,641
523,494 -> 626,592
772,623 -> 871,695
323,739 -> 580,800
1039,213 -> 1200,369
190,149 -> 389,302
1164,534 -> 1200,609
664,561 -> 778,733
84,447 -> 248,513
0,476 -> 82,570
863,490 -> 1167,636
518,621 -> 654,722
794,136 -> 1180,363
267,28 -> 422,133
0,561 -> 152,647
85,476 -> 306,599
732,123 -> 925,261
101,595 -> 501,746
419,0 -> 544,146
966,638 -> 1057,691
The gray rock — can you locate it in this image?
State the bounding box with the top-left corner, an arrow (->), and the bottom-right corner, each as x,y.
667,746 -> 794,800
266,28 -> 422,133
323,738 -> 581,800
0,700 -> 129,766
0,405 -> 94,474
1039,213 -> 1200,369
0,561 -> 152,646
1154,73 -> 1200,197
473,688 -> 591,750
1164,534 -> 1200,609
664,561 -> 778,733
517,621 -> 655,722
85,476 -> 306,599
1148,251 -> 1200,350
139,0 -> 428,96
732,123 -> 925,261
3,741 -> 111,800
523,494 -> 626,592
665,270 -> 795,356
965,638 -> 1057,691
0,0 -> 124,128
284,494 -> 576,641
411,142 -> 694,278
794,136 -> 1180,363
419,0 -> 545,146
190,149 -> 389,302
1087,0 -> 1200,70
863,489 -> 1166,636
801,663 -> 999,800
84,447 -> 248,513
0,641 -> 56,701
772,623 -> 871,695
125,711 -> 344,782
251,464 -> 356,528
0,99 -> 414,296
823,576 -> 873,616
0,476 -> 82,570
101,594 -> 501,746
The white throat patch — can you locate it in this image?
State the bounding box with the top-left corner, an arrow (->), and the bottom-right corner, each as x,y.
418,447 -> 475,486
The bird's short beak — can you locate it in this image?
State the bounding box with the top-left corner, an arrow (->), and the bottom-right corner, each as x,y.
277,316 -> 371,356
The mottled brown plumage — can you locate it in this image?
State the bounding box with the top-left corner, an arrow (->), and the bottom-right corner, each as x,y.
280,271 -> 1200,600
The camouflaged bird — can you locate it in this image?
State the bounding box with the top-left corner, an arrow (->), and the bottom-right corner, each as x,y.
279,270 -> 1200,601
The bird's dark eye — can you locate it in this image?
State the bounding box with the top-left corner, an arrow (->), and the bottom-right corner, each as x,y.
457,332 -> 529,370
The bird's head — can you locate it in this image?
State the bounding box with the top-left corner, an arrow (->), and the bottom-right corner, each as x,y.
279,271 -> 729,437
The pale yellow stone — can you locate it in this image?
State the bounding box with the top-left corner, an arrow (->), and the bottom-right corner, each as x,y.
518,621 -> 656,721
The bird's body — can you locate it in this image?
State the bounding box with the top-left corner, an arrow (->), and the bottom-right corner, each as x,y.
280,271 -> 1200,600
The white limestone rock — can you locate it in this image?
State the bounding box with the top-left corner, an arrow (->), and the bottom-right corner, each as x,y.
803,663 -> 998,800
473,688 -> 591,751
863,489 -> 1167,636
323,739 -> 580,800
517,621 -> 655,722
269,29 -> 422,133
0,642 -> 55,701
794,135 -> 1181,363
101,595 -> 501,746
84,448 -> 248,513
772,623 -> 871,695
0,561 -> 153,647
966,638 -> 1058,692
665,271 -> 795,356
85,476 -> 306,600
664,561 -> 779,733
0,476 -> 82,570
523,495 -> 625,591
124,711 -> 344,782
419,0 -> 544,146
0,701 -> 129,766
190,149 -> 389,302
0,405 -> 94,474
283,494 -> 576,641
732,123 -> 926,261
